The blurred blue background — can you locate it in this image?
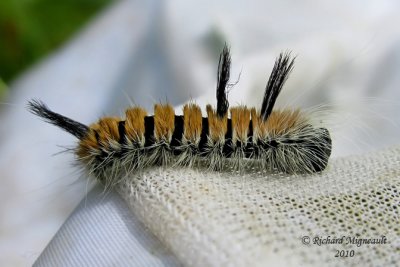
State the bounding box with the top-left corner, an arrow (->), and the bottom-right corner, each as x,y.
1,0 -> 400,266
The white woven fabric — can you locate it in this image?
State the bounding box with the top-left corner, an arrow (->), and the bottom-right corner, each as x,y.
117,146 -> 400,267
34,184 -> 180,267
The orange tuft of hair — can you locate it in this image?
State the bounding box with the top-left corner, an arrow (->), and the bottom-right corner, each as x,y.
251,108 -> 305,141
76,117 -> 120,161
183,103 -> 202,144
154,104 -> 175,142
230,106 -> 251,144
266,109 -> 304,135
125,107 -> 147,143
77,126 -> 99,162
206,104 -> 227,142
96,117 -> 121,144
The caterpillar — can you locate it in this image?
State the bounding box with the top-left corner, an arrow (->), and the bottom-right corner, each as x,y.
28,45 -> 332,186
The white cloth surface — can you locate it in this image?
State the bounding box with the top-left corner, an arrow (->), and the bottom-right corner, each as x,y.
34,184 -> 180,267
116,146 -> 400,267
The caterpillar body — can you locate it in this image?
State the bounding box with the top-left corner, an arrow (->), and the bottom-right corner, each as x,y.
28,45 -> 332,185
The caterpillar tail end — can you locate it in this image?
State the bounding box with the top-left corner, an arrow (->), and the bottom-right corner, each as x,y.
27,99 -> 89,140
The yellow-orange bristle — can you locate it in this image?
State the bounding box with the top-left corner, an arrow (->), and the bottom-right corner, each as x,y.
76,117 -> 120,161
206,104 -> 227,142
77,127 -> 99,161
96,117 -> 121,144
251,109 -> 305,140
125,107 -> 147,143
183,103 -> 202,144
230,106 -> 251,144
154,104 -> 175,142
265,109 -> 304,135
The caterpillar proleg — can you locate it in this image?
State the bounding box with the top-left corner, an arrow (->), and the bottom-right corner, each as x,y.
28,44 -> 332,185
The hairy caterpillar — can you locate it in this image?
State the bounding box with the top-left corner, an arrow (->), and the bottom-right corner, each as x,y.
28,45 -> 332,186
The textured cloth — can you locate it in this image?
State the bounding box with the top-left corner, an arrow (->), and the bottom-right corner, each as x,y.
34,184 -> 180,267
116,146 -> 400,266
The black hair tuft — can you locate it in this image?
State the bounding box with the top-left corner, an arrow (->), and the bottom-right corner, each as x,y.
216,43 -> 231,118
261,52 -> 295,121
27,99 -> 89,139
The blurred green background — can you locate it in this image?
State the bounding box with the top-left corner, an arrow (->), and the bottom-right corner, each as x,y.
0,0 -> 111,95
